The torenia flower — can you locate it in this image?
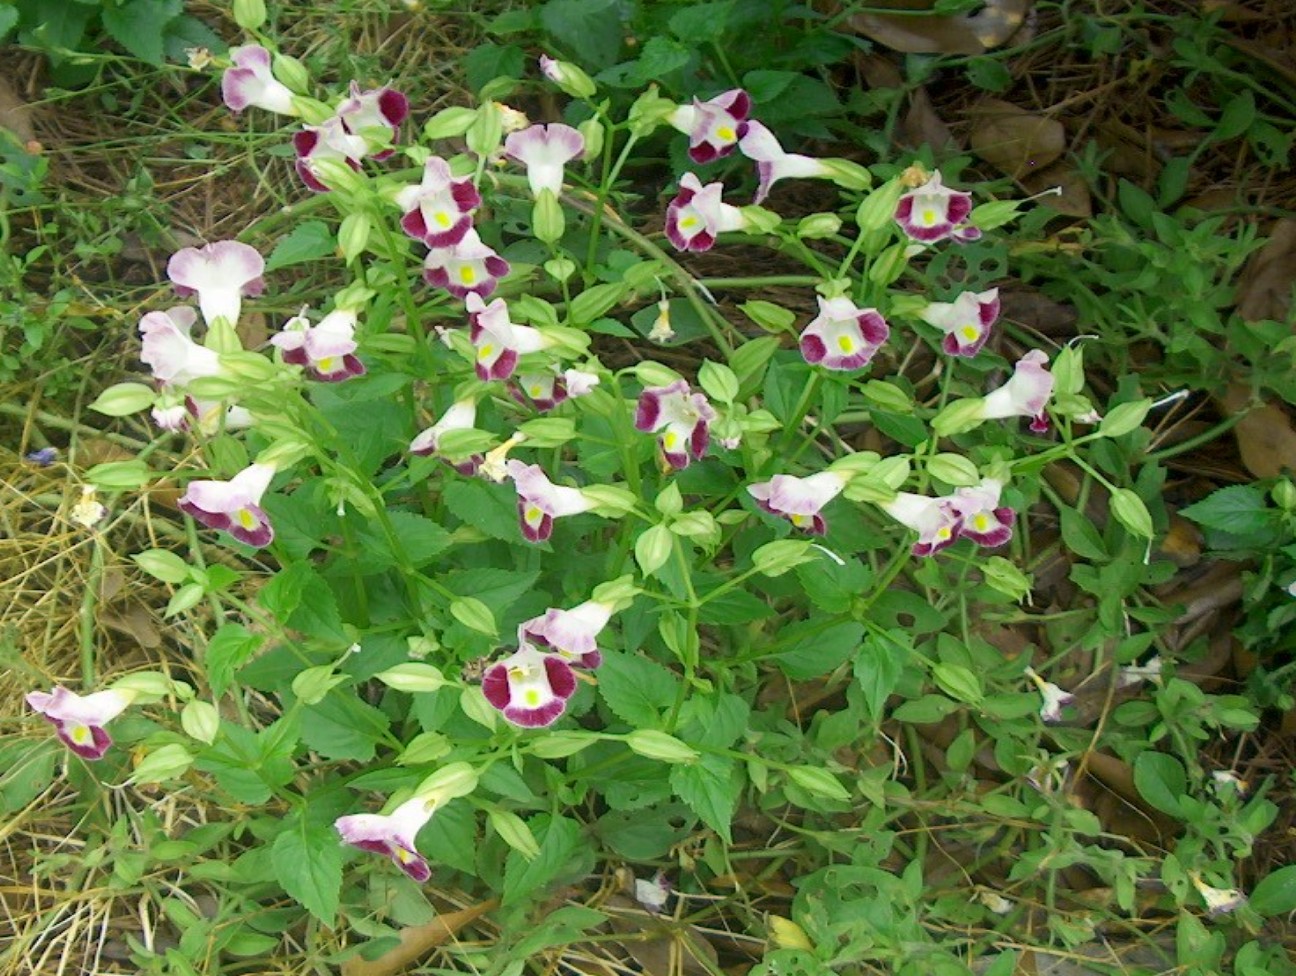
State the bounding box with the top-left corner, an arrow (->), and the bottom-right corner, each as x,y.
748,471 -> 848,535
505,459 -> 595,543
894,171 -> 981,244
634,380 -> 716,470
950,478 -> 1015,547
481,643 -> 577,727
919,288 -> 1000,358
980,350 -> 1055,433
1023,666 -> 1073,724
879,492 -> 961,557
395,156 -> 481,248
467,294 -> 549,382
27,685 -> 136,760
520,599 -> 615,668
167,241 -> 265,327
423,228 -> 510,299
335,795 -> 436,883
1117,655 -> 1164,688
1190,874 -> 1247,917
667,89 -> 751,164
270,308 -> 365,382
409,399 -> 480,474
665,173 -> 748,252
71,486 -> 107,528
738,121 -> 831,205
221,45 -> 298,115
512,368 -> 599,411
503,123 -> 584,197
178,462 -> 276,548
335,81 -> 409,158
800,296 -> 889,371
140,307 -> 220,386
293,116 -> 370,192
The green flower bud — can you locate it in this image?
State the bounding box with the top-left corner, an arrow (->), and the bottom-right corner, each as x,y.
625,729 -> 699,764
423,106 -> 478,141
375,663 -> 449,693
797,213 -> 842,239
181,700 -> 220,745
291,665 -> 347,705
450,597 -> 497,636
578,117 -> 605,159
539,56 -> 597,99
932,398 -> 987,437
819,157 -> 872,191
854,178 -> 904,233
130,744 -> 195,785
532,188 -> 565,243
752,539 -> 816,577
90,382 -> 155,417
232,0 -> 266,30
272,53 -> 310,94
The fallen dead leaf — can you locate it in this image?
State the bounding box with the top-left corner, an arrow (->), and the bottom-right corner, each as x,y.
1237,217 -> 1296,324
341,900 -> 497,976
968,99 -> 1067,180
101,604 -> 163,649
0,75 -> 36,145
1023,160 -> 1092,217
850,0 -> 1032,55
1219,383 -> 1296,479
901,86 -> 955,151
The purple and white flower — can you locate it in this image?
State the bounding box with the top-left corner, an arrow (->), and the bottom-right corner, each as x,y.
894,172 -> 981,244
1023,666 -> 1073,723
335,81 -> 409,159
511,368 -> 599,411
221,45 -> 298,116
505,459 -> 595,543
178,462 -> 276,548
634,380 -> 716,470
980,349 -> 1055,433
664,173 -> 747,253
481,643 -> 578,728
467,294 -> 549,382
394,156 -> 481,248
292,116 -> 370,192
26,685 -> 136,760
919,288 -> 1000,358
423,228 -> 510,299
503,123 -> 584,198
950,478 -> 1015,548
799,296 -> 889,371
270,308 -> 365,382
335,796 -> 436,883
519,599 -> 615,668
738,121 -> 831,205
747,471 -> 848,536
879,492 -> 962,557
667,89 -> 751,164
1190,875 -> 1247,917
409,399 -> 480,474
139,307 -> 220,387
167,241 -> 264,327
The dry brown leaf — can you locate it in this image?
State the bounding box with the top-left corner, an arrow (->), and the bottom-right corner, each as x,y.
101,605 -> 163,649
1236,217 -> 1296,324
1219,383 -> 1296,479
1000,289 -> 1080,338
1022,160 -> 1091,217
968,99 -> 1067,180
850,0 -> 1032,55
0,75 -> 36,145
604,894 -> 720,976
901,87 -> 955,151
238,311 -> 270,351
1157,515 -> 1202,568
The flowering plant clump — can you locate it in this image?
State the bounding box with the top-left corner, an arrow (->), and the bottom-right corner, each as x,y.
54,24 -> 1277,975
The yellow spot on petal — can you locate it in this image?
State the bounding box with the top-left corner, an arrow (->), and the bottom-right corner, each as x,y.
525,689 -> 541,706
717,125 -> 735,141
937,527 -> 951,540
529,386 -> 543,397
478,343 -> 494,360
525,505 -> 542,523
974,514 -> 990,531
680,216 -> 698,229
317,356 -> 337,373
791,514 -> 811,527
70,724 -> 91,744
663,431 -> 679,449
961,325 -> 980,341
459,266 -> 477,284
434,211 -> 451,227
396,847 -> 412,863
236,509 -> 258,529
922,208 -> 937,225
837,335 -> 855,353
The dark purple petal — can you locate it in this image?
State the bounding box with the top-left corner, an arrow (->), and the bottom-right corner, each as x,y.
686,230 -> 715,252
451,181 -> 482,211
485,348 -> 518,382
1029,412 -> 1050,434
281,346 -> 310,366
482,663 -> 511,709
422,215 -> 473,250
378,88 -> 410,127
543,656 -> 577,700
52,720 -> 112,760
690,141 -> 719,165
401,208 -> 429,241
662,447 -> 691,470
634,391 -> 661,432
800,333 -> 827,364
295,159 -> 330,194
727,90 -> 751,119
857,311 -> 889,346
689,420 -> 709,461
946,193 -> 972,226
228,511 -> 274,549
504,698 -> 566,727
396,850 -> 432,883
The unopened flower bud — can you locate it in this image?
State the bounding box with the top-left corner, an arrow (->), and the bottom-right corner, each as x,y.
538,55 -> 596,99
797,213 -> 842,239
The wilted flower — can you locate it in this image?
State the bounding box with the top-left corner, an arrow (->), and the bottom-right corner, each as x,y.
1210,770 -> 1249,796
423,228 -> 510,299
800,296 -> 889,371
738,121 -> 832,205
919,288 -> 1000,358
394,156 -> 481,247
71,486 -> 107,528
634,871 -> 673,914
178,462 -> 276,548
221,45 -> 298,115
667,89 -> 750,164
950,478 -> 1015,548
634,380 -> 716,470
467,294 -> 549,382
409,399 -> 480,473
335,795 -> 436,883
1024,666 -> 1073,723
270,308 -> 365,382
878,492 -> 961,557
503,123 -> 584,197
25,447 -> 58,466
980,350 -> 1055,433
167,241 -> 265,327
664,173 -> 747,253
481,643 -> 577,727
479,431 -> 527,483
27,685 -> 136,760
1190,874 -> 1247,917
505,459 -> 596,543
977,890 -> 1014,915
748,471 -> 848,535
519,599 -> 615,668
1117,655 -> 1164,688
648,299 -> 674,343
894,171 -> 981,244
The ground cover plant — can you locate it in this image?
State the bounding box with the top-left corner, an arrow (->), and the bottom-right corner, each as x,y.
3,2 -> 1296,976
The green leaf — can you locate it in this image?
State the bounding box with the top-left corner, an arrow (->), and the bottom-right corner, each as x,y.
795,557 -> 873,614
1249,864 -> 1296,917
259,563 -> 347,643
204,624 -> 265,699
541,0 -> 625,71
102,0 -> 182,65
443,568 -> 539,616
443,479 -> 520,542
265,221 -> 335,272
162,13 -> 226,61
774,620 -> 863,680
853,630 -> 908,720
668,1 -> 733,41
598,651 -> 680,727
1213,90 -> 1255,142
501,814 -> 583,906
1058,505 -> 1108,561
1179,485 -> 1272,535
272,819 -> 342,924
301,692 -> 391,762
19,0 -> 94,55
670,755 -> 739,843
372,511 -> 452,568
0,7 -> 18,40
1133,752 -> 1186,818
